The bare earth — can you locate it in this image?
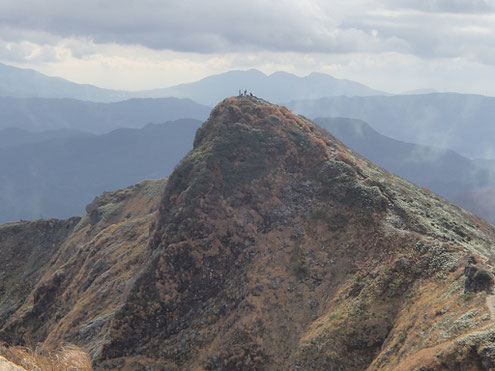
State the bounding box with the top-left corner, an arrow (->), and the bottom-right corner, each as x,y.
486,295 -> 495,320
0,356 -> 26,370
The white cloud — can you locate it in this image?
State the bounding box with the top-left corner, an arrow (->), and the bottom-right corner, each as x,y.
1,0 -> 495,94
0,0 -> 422,54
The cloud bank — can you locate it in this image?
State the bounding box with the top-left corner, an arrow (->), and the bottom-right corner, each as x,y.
1,0 -> 495,93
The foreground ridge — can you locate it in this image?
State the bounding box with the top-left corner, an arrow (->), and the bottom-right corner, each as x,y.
1,97 -> 495,370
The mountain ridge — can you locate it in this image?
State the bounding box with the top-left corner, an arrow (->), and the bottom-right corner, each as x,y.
0,62 -> 128,102
313,117 -> 495,223
140,69 -> 387,105
1,97 -> 495,370
0,63 -> 386,104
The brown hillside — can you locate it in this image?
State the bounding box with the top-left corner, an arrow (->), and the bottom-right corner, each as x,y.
2,96 -> 495,370
0,178 -> 166,366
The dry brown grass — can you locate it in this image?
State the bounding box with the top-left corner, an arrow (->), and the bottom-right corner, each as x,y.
468,213 -> 488,232
0,343 -> 92,370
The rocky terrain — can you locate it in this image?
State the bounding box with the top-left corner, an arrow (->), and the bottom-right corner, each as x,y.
313,117 -> 495,224
2,97 -> 495,370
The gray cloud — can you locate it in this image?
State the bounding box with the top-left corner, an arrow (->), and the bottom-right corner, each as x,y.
384,0 -> 495,13
0,0 -> 495,67
342,8 -> 495,64
0,0 -> 411,54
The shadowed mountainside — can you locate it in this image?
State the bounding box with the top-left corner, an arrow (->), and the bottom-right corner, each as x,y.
0,119 -> 202,224
0,127 -> 93,149
0,96 -> 210,134
2,98 -> 495,370
452,186 -> 495,226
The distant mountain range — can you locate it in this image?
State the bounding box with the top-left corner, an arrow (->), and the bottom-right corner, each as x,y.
0,96 -> 210,133
0,63 -> 386,104
8,62 -> 494,159
138,69 -> 387,105
0,119 -> 202,224
400,88 -> 438,95
0,62 -> 128,102
289,93 -> 495,159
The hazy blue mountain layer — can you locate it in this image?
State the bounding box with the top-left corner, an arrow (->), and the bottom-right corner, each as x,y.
0,97 -> 210,133
451,186 -> 495,226
289,93 -> 495,159
0,63 -> 385,104
0,62 -> 129,102
0,119 -> 202,224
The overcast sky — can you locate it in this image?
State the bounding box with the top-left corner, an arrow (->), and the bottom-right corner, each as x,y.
2,0 -> 495,94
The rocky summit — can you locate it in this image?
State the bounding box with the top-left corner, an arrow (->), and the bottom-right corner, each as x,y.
2,96 -> 495,370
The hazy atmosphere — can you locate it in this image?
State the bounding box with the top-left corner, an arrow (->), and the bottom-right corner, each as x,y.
2,0 -> 495,94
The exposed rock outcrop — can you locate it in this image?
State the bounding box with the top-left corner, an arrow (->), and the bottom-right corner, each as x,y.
464,256 -> 494,294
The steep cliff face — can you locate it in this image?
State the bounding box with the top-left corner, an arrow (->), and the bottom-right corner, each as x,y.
2,97 -> 495,370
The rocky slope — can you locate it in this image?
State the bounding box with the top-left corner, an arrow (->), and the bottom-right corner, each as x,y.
313,117 -> 495,224
0,179 -> 166,367
2,97 -> 495,370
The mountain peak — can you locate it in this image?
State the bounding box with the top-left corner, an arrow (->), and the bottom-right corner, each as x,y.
3,97 -> 495,370
123,96 -> 495,368
161,95 -> 338,205
192,95 -> 308,147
